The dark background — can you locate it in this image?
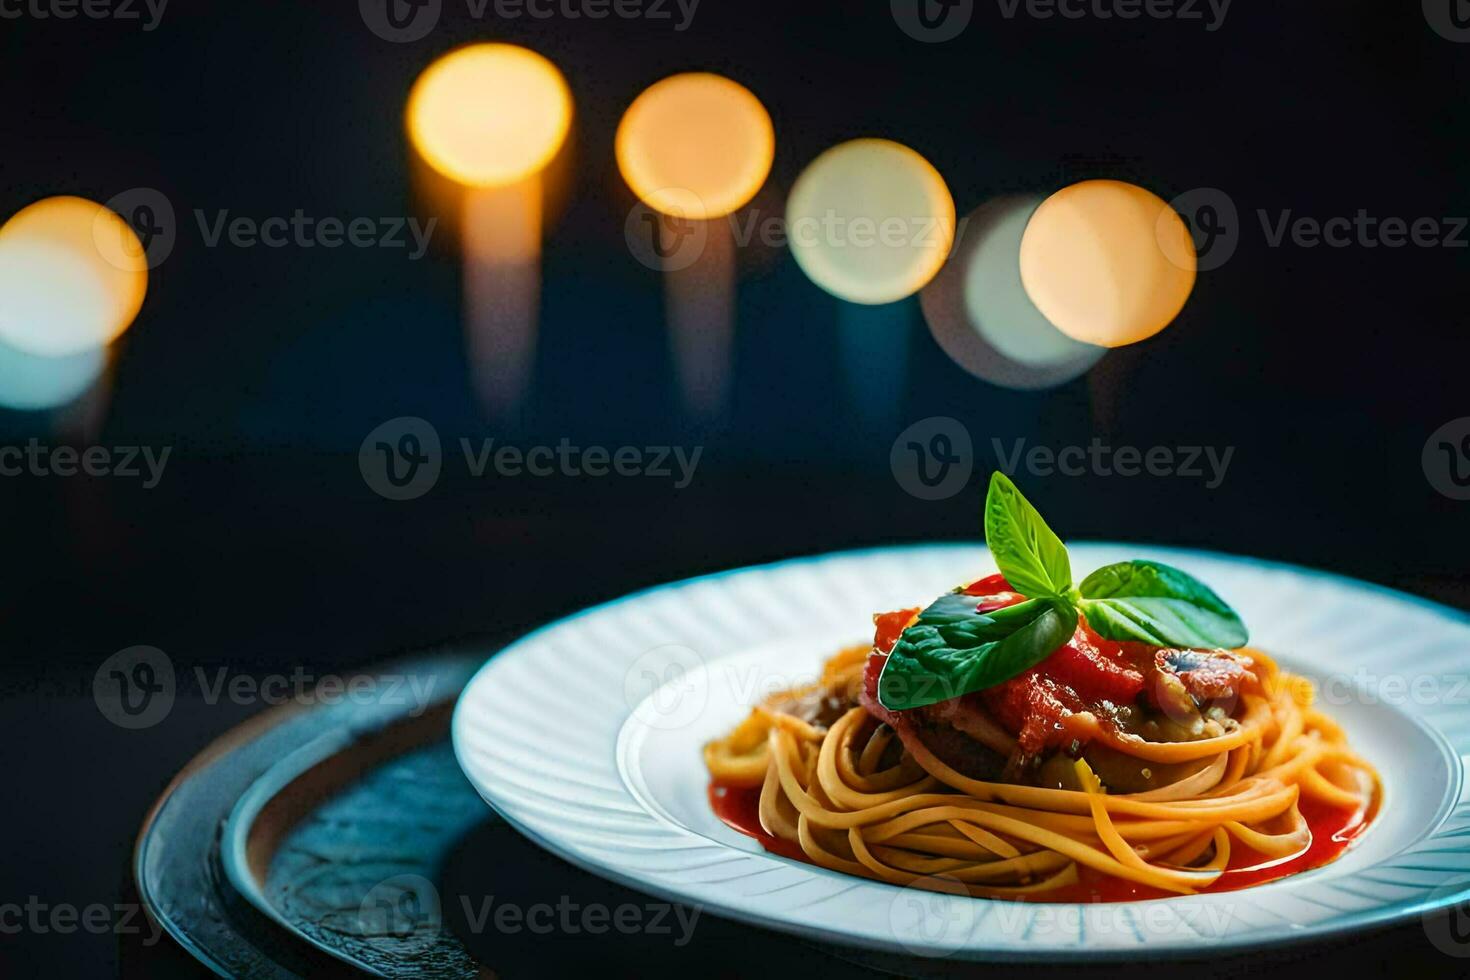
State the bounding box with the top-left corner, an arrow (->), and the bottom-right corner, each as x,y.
2,1 -> 1468,975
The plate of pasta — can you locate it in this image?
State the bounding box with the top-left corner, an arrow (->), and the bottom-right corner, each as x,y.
453,476 -> 1470,959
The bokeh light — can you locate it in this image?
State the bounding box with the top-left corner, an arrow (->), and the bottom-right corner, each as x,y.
406,44 -> 573,187
921,195 -> 1104,390
616,73 -> 774,220
1019,179 -> 1196,347
0,339 -> 107,411
460,179 -> 543,420
786,138 -> 955,305
0,196 -> 148,358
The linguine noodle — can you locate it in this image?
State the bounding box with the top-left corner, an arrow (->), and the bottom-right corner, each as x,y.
706,645 -> 1379,899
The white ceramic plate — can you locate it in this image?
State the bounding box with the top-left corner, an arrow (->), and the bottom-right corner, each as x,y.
453,544 -> 1470,960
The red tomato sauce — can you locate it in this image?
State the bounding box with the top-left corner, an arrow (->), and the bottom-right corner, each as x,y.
708,781 -> 807,863
709,780 -> 1377,903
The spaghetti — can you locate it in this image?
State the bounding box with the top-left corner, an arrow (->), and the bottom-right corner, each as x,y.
706,618 -> 1379,901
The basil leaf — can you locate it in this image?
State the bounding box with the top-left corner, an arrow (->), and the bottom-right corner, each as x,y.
878,595 -> 1078,711
984,472 -> 1072,599
1078,560 -> 1248,649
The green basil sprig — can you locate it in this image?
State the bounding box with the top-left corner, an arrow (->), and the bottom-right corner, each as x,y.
1077,560 -> 1247,649
877,472 -> 1248,712
983,468 -> 1072,600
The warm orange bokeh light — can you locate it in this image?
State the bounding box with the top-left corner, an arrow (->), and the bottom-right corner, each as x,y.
0,196 -> 148,357
1019,179 -> 1196,348
406,44 -> 573,187
615,73 -> 774,220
